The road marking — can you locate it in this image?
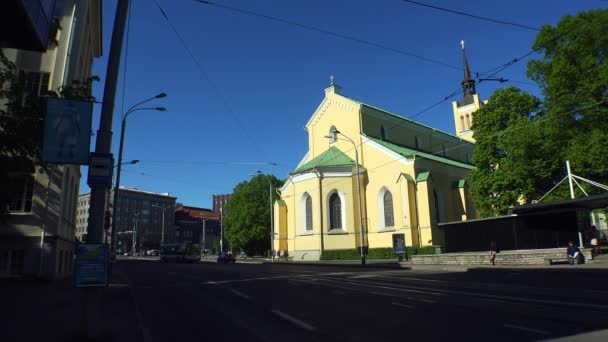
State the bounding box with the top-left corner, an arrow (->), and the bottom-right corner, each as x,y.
230,289 -> 250,300
504,324 -> 550,335
271,310 -> 316,331
349,275 -> 377,279
392,302 -> 414,309
109,283 -> 128,287
340,280 -> 442,296
370,291 -> 395,297
202,271 -> 347,285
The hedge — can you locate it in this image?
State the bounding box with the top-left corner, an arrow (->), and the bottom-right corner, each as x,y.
320,246 -> 438,260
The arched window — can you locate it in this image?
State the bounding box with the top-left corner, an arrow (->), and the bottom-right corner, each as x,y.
328,125 -> 338,143
383,191 -> 394,227
465,114 -> 471,130
415,136 -> 422,149
460,115 -> 465,132
305,196 -> 312,231
329,193 -> 342,229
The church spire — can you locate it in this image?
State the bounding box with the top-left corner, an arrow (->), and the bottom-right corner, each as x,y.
460,40 -> 476,105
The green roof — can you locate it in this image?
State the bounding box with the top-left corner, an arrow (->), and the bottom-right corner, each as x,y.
416,171 -> 430,182
292,146 -> 355,174
366,136 -> 475,170
344,97 -> 474,146
277,199 -> 287,206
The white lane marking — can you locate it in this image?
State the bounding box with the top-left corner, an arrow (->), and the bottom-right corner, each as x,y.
202,271 -> 345,285
504,324 -> 550,335
109,283 -> 129,287
230,289 -> 250,300
128,282 -> 152,342
271,310 -> 316,331
376,275 -> 446,283
392,302 -> 414,309
349,275 -> 377,279
370,291 -> 395,297
343,278 -> 608,311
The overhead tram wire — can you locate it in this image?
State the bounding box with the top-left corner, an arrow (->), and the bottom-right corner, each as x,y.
401,0 -> 541,31
191,0 -> 461,72
151,0 -> 270,162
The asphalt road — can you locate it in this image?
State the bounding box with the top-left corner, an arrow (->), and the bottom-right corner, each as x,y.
116,259 -> 608,342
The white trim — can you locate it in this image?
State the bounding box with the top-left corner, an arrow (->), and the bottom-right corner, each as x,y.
327,189 -> 347,231
362,136 -> 413,165
457,103 -> 476,113
305,94 -> 361,129
291,171 -> 353,183
300,193 -> 313,233
292,173 -> 318,183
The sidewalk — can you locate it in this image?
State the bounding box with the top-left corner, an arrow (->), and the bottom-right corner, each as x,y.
0,266 -> 140,342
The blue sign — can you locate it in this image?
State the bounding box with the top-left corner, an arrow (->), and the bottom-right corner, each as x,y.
75,243 -> 109,287
42,97 -> 93,165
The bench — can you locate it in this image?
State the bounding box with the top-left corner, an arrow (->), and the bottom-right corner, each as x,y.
545,257 -> 570,265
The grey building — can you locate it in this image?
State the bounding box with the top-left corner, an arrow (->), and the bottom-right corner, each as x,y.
77,187 -> 177,253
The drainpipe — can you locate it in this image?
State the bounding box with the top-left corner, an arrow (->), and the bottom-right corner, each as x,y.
314,168 -> 324,257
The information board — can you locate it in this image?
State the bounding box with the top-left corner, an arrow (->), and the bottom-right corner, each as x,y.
75,243 -> 109,287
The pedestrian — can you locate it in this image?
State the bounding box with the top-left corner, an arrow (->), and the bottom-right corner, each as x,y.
590,226 -> 601,259
278,249 -> 284,262
284,249 -> 289,262
566,241 -> 582,265
272,249 -> 276,261
489,240 -> 497,266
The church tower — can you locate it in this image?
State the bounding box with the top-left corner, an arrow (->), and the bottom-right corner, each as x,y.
452,40 -> 484,142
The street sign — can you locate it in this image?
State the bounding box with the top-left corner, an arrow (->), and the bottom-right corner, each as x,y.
87,152 -> 114,187
75,243 -> 109,287
392,233 -> 406,255
42,98 -> 93,165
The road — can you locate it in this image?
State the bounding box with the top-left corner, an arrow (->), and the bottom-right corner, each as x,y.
116,259 -> 608,342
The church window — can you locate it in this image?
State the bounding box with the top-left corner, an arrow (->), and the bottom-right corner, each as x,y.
383,191 -> 394,227
329,193 -> 342,230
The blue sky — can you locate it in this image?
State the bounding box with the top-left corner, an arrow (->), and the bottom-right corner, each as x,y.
80,0 -> 604,208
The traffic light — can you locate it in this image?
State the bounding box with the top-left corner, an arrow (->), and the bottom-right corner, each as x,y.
104,209 -> 111,231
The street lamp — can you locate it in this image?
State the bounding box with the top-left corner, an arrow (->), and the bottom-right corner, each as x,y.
324,129 -> 366,265
250,170 -> 274,261
151,203 -> 178,246
110,93 -> 167,254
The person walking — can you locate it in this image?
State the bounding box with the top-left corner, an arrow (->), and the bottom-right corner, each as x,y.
278,249 -> 284,262
489,240 -> 497,266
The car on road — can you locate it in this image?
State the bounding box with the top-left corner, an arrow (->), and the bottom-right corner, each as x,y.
217,252 -> 236,263
146,249 -> 159,256
160,243 -> 201,263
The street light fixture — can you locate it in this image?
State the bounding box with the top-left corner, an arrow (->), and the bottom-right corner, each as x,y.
250,170 -> 274,261
324,129 -> 366,265
110,93 -> 167,254
151,203 -> 178,246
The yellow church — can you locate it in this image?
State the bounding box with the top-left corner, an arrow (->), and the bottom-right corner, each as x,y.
274,46 -> 484,261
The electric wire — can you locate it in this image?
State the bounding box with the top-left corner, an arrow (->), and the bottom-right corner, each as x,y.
191,0 -> 461,71
401,0 -> 541,31
151,0 -> 271,163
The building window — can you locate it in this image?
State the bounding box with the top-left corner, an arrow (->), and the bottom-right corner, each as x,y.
460,115 -> 465,132
415,136 -> 422,149
8,175 -> 34,212
442,144 -> 447,157
305,195 -> 312,231
328,125 -> 338,143
465,114 -> 471,130
383,191 -> 394,227
329,193 -> 342,230
380,125 -> 389,141
20,71 -> 51,96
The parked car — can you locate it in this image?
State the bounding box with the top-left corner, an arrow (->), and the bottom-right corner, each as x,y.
146,249 -> 159,256
217,252 -> 236,263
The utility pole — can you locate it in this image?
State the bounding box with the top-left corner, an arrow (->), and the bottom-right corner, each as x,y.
82,1 -> 130,339
566,161 -> 584,248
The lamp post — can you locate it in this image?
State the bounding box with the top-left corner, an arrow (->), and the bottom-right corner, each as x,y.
110,93 -> 166,255
325,129 -> 366,265
132,213 -> 140,255
151,203 -> 178,246
250,170 -> 274,261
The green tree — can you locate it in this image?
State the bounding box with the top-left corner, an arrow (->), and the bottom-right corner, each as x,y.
470,87 -> 548,216
527,9 -> 608,190
224,174 -> 282,256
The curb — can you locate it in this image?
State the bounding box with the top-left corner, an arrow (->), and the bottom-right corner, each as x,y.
261,261 -> 406,269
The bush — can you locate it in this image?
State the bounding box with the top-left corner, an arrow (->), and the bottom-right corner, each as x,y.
320,246 -> 439,260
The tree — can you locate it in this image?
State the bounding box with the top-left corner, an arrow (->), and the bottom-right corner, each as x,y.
470,87 -> 547,216
223,174 -> 282,256
527,9 -> 608,189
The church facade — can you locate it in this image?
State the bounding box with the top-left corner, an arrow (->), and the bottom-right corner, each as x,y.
274,47 -> 483,261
